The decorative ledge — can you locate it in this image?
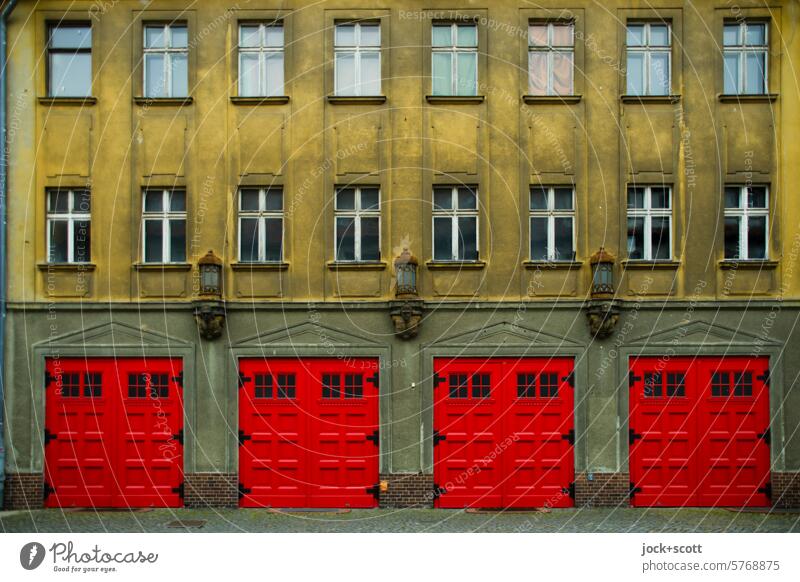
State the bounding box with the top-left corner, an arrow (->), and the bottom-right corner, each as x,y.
37,262 -> 96,272
38,97 -> 97,106
718,259 -> 779,270
326,261 -> 387,271
620,94 -> 681,104
231,262 -> 290,271
523,260 -> 583,270
621,260 -> 681,270
718,94 -> 778,103
230,96 -> 290,105
425,260 -> 486,270
133,97 -> 194,106
133,262 -> 192,271
425,95 -> 485,104
522,94 -> 582,105
327,95 -> 387,105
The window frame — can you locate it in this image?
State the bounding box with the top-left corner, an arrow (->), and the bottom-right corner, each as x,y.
431,22 -> 479,96
237,187 -> 284,263
724,184 -> 769,260
333,21 -> 381,96
334,186 -> 381,262
141,189 -> 187,264
238,21 -> 284,97
142,22 -> 189,98
432,185 -> 480,262
722,20 -> 769,95
626,185 -> 673,261
46,189 -> 91,264
46,22 -> 92,98
625,21 -> 672,96
529,185 -> 576,262
527,21 -> 575,96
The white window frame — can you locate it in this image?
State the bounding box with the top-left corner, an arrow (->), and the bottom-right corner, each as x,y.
334,22 -> 381,96
529,186 -> 575,261
432,186 -> 479,262
141,189 -> 186,264
238,187 -> 284,263
238,22 -> 284,97
627,186 -> 672,261
431,23 -> 478,96
527,22 -> 574,96
46,189 -> 91,264
334,186 -> 381,262
723,21 -> 769,95
724,185 -> 769,260
626,22 -> 672,96
143,23 -> 188,98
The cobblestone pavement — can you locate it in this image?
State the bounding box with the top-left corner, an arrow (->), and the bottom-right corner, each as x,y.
2,507 -> 799,533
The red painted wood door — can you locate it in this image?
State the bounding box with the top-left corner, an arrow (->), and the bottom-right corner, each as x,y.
629,356 -> 770,507
238,358 -> 380,508
433,357 -> 575,508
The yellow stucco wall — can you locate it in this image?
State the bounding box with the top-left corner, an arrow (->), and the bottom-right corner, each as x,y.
5,0 -> 799,303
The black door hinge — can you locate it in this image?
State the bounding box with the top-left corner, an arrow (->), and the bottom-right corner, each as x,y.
238,371 -> 252,388
561,429 -> 575,446
757,369 -> 770,387
629,428 -> 643,445
366,484 -> 381,500
433,430 -> 447,446
172,428 -> 184,446
562,371 -> 575,388
43,482 -> 55,500
433,372 -> 445,388
172,483 -> 185,499
562,482 -> 575,499
629,482 -> 642,498
432,483 -> 447,499
366,372 -> 379,389
629,373 -> 642,388
45,370 -> 56,388
758,482 -> 772,499
238,483 -> 251,499
366,429 -> 379,445
44,428 -> 57,445
758,427 -> 771,446
238,430 -> 251,446
172,371 -> 184,388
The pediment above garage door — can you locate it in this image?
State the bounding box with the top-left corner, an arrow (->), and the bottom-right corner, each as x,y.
629,320 -> 780,347
231,321 -> 384,349
33,321 -> 191,349
426,321 -> 581,349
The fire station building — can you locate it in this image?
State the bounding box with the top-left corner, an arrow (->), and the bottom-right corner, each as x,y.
2,0 -> 799,510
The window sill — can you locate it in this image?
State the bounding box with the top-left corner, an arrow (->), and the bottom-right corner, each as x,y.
231,262 -> 289,271
718,94 -> 778,103
133,262 -> 192,271
425,260 -> 486,270
326,261 -> 387,271
37,262 -> 96,272
326,95 -> 387,105
620,94 -> 681,104
522,94 -> 582,105
38,97 -> 97,106
425,95 -> 485,104
522,260 -> 583,270
133,97 -> 194,106
621,260 -> 681,270
230,96 -> 290,105
718,259 -> 778,270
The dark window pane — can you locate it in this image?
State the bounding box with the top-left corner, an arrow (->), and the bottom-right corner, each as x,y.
457,216 -> 477,260
472,374 -> 490,398
433,217 -> 452,260
540,372 -> 558,397
59,373 -> 80,397
553,217 -> 574,261
627,217 -> 644,259
433,188 -> 452,210
747,216 -> 767,259
627,187 -> 645,209
264,217 -> 282,262
666,372 -> 685,397
144,220 -> 163,262
277,374 -> 295,399
255,374 -> 273,398
650,216 -> 671,260
360,216 -> 380,261
747,186 -> 767,209
530,187 -> 548,210
336,217 -> 356,261
265,189 -> 283,211
169,219 -> 186,262
449,374 -> 468,399
553,188 -> 573,210
336,188 -> 355,210
457,187 -> 476,210
530,217 -> 548,260
734,372 -> 753,397
322,374 -> 340,399
48,191 -> 69,213
712,372 -> 730,397
73,220 -> 91,262
517,373 -> 536,398
84,372 -> 102,397
74,191 -> 91,213
644,372 -> 662,398
344,374 -> 363,398
725,186 -> 740,208
144,191 -> 164,212
724,216 -> 741,259
650,187 -> 670,209
48,220 -> 68,262
240,189 -> 261,211
360,188 -> 379,210
240,218 -> 259,261
169,191 -> 186,212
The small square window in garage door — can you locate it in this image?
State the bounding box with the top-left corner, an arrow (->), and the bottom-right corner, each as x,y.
44,358 -> 184,508
629,356 -> 771,507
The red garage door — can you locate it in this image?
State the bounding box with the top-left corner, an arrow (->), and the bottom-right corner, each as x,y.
629,356 -> 771,507
44,357 -> 184,508
238,358 -> 380,508
433,357 -> 575,508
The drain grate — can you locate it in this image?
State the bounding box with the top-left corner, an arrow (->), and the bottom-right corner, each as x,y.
166,519 -> 207,529
465,507 -> 551,515
267,508 -> 351,515
66,508 -> 153,513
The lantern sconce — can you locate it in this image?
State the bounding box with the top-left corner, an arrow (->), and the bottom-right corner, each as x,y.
586,247 -> 620,339
390,248 -> 423,340
194,250 -> 225,340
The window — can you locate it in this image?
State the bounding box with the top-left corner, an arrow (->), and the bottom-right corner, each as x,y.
540,373 -> 559,398
643,372 -> 662,397
723,21 -> 768,94
239,23 -> 284,97
431,23 -> 477,96
529,186 -> 575,261
517,374 -> 536,398
142,189 -> 186,263
433,186 -> 478,261
335,186 -> 380,262
448,374 -> 468,399
344,374 -> 363,398
626,22 -> 671,96
528,22 -> 574,95
276,374 -> 296,399
46,189 -> 91,264
58,373 -> 81,398
254,374 -> 273,398
666,372 -> 685,397
128,373 -> 169,399
84,373 -> 102,397
516,373 -> 558,398
322,374 -> 341,399
627,185 -> 671,260
239,188 -> 283,262
47,23 -> 92,97
724,185 -> 768,260
711,372 -> 730,397
335,22 -> 381,96
472,374 -> 490,398
143,23 -> 188,98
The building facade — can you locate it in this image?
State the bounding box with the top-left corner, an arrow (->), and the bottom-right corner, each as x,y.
2,0 -> 800,510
